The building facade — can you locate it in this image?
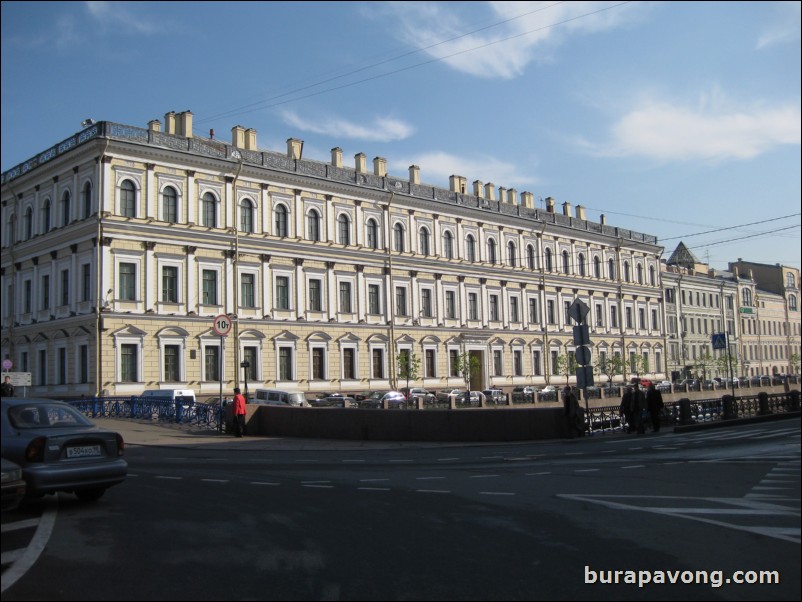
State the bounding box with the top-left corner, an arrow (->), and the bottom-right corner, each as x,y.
1,112 -> 666,399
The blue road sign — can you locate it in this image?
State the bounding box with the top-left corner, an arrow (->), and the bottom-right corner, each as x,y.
711,333 -> 727,350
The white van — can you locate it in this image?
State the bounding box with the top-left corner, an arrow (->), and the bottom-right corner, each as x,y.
252,389 -> 308,407
140,389 -> 197,404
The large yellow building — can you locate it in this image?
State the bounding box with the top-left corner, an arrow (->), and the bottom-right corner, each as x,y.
2,112 -> 667,399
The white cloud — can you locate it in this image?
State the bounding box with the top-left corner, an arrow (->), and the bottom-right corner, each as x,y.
392,151 -> 537,189
756,1 -> 801,49
374,1 -> 646,79
280,110 -> 414,142
85,1 -> 163,35
587,93 -> 801,162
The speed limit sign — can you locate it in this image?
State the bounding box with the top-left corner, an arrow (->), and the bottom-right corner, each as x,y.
213,314 -> 232,337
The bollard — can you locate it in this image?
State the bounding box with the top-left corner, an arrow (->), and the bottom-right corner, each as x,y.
722,395 -> 736,420
758,391 -> 770,415
789,389 -> 800,412
678,398 -> 693,425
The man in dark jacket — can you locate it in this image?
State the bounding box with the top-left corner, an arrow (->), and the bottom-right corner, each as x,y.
646,383 -> 664,432
620,386 -> 634,433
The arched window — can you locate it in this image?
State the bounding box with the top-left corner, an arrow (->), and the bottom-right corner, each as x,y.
545,248 -> 553,272
82,182 -> 92,219
487,238 -> 497,264
789,295 -> 798,311
649,265 -> 656,286
42,199 -> 51,233
562,250 -> 570,274
608,258 -> 615,280
578,253 -> 586,277
366,218 -> 379,249
466,235 -> 476,262
787,273 -> 796,289
419,227 -> 430,256
508,241 -> 517,267
240,198 -> 254,233
338,214 -> 350,245
24,207 -> 33,240
637,263 -> 643,284
624,261 -> 631,282
443,230 -> 454,259
594,256 -> 601,278
61,190 -> 71,226
120,180 -> 136,217
394,223 -> 405,252
742,289 -> 753,306
202,192 -> 217,228
307,209 -> 321,241
527,245 -> 535,269
163,186 -> 178,224
274,204 -> 288,237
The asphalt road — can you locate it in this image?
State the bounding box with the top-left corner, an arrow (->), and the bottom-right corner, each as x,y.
2,418 -> 800,601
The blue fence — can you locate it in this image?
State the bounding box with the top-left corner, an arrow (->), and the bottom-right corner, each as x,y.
69,396 -> 224,431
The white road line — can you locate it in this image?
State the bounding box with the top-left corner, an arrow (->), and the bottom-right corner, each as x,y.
389,459 -> 413,463
155,476 -> 182,480
251,482 -> 280,486
200,479 -> 229,483
359,478 -> 389,482
1,497 -> 57,594
358,487 -> 391,491
469,474 -> 500,479
416,476 -> 445,480
1,519 -> 40,533
0,549 -> 25,565
481,456 -> 504,460
301,480 -> 331,484
416,489 -> 451,494
575,469 -> 599,473
480,491 -> 515,496
526,471 -> 551,476
437,457 -> 460,462
303,484 -> 334,489
621,465 -> 645,469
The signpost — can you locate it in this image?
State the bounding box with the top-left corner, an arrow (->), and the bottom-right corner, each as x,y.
569,299 -> 593,434
213,315 -> 231,408
712,332 -> 736,400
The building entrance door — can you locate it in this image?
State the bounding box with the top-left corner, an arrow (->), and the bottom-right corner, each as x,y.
469,350 -> 484,391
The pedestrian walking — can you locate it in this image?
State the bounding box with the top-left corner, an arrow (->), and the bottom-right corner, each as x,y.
562,386 -> 584,437
232,387 -> 247,437
631,383 -> 647,434
620,386 -> 634,433
646,383 -> 664,432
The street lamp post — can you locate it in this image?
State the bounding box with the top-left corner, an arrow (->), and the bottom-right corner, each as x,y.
229,149 -> 244,394
240,360 -> 250,401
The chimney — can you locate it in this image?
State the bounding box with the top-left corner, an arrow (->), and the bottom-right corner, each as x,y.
449,175 -> 467,194
576,205 -> 586,220
521,192 -> 535,209
733,266 -> 739,278
600,213 -> 606,225
164,111 -> 176,135
176,111 -> 193,138
498,186 -> 507,203
473,180 -> 484,198
231,126 -> 245,148
546,197 -> 555,213
562,201 -> 573,217
287,138 -> 303,160
148,119 -> 161,133
507,188 -> 518,205
373,156 -> 387,177
355,153 -> 367,173
245,128 -> 257,151
331,148 -> 343,168
409,165 -> 420,184
484,183 -> 496,201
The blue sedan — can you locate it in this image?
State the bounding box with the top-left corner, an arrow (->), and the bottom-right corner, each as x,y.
1,398 -> 128,502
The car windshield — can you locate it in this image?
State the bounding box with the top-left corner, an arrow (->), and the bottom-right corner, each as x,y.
8,403 -> 93,429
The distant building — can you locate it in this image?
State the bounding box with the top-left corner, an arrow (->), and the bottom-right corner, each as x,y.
1,112 -> 666,398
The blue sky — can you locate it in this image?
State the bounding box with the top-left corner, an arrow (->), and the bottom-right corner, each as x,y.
2,1 -> 800,271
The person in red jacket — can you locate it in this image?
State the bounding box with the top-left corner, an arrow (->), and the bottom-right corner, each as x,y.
232,387 -> 247,437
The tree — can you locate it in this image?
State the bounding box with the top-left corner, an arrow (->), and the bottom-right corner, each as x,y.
396,350 -> 421,394
596,354 -> 625,387
453,352 -> 480,395
553,352 -> 578,386
695,351 -> 716,381
789,352 -> 801,375
715,351 -> 738,378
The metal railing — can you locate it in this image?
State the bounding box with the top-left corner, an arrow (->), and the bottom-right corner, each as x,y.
69,396 -> 224,431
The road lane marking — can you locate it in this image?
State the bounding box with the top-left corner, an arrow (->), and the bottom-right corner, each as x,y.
469,474 -> 500,479
416,489 -> 451,494
1,497 -> 57,594
620,465 -> 645,469
479,491 -> 515,496
251,482 -> 280,486
358,487 -> 391,491
156,476 -> 183,480
200,479 -> 229,483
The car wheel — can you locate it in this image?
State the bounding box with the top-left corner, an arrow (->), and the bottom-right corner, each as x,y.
75,488 -> 106,502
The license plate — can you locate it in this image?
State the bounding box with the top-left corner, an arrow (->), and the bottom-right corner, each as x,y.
66,445 -> 102,458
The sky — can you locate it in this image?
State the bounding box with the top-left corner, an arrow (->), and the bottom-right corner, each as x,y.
2,1 -> 800,272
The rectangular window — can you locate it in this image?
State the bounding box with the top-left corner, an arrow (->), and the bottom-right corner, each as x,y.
205,346 -> 220,381
529,298 -> 540,323
510,297 -> 519,323
610,305 -> 618,328
468,293 -> 478,321
275,276 -> 290,310
308,278 -> 322,311
547,300 -> 555,324
38,277 -> 46,310
82,264 -> 91,302
339,282 -> 352,313
642,352 -> 649,372
425,349 -> 436,378
564,301 -> 571,325
120,263 -> 136,301
343,348 -> 356,380
121,343 -> 138,382
243,346 -> 258,381
445,291 -> 456,319
395,286 -> 407,316
421,289 -> 433,317
513,350 -> 522,376
368,284 -> 381,314
533,350 -> 542,376
490,295 -> 499,321
655,351 -> 662,372
79,345 -> 89,384
61,269 -> 70,306
651,309 -> 658,331
164,344 -> 180,382
312,348 -> 325,380
240,273 -> 255,308
38,349 -> 47,385
493,350 -> 503,376
595,304 -> 603,327
58,347 -> 67,385
372,349 -> 384,379
278,347 -> 293,380
449,349 -> 459,377
162,266 -> 178,303
551,350 -> 559,376
202,269 -> 217,305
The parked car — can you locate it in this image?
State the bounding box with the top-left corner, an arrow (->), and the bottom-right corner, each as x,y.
435,389 -> 466,403
538,385 -> 558,401
399,388 -> 436,404
310,395 -> 358,408
359,391 -> 407,409
252,388 -> 309,407
1,398 -> 128,502
656,380 -> 672,392
482,388 -> 507,404
511,386 -> 539,403
1,457 -> 26,512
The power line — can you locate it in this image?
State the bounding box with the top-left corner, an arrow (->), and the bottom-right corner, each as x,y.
660,213 -> 801,242
684,224 -> 801,250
